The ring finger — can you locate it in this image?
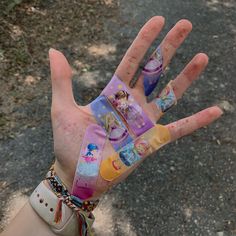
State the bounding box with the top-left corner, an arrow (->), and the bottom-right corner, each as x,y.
144,53 -> 209,122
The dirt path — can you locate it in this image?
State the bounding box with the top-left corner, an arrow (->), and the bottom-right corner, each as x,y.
0,0 -> 236,235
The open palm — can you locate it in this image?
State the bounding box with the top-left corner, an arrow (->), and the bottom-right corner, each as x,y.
49,17 -> 222,200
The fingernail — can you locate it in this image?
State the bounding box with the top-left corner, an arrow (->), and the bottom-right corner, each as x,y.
49,48 -> 56,55
211,105 -> 224,116
218,107 -> 224,116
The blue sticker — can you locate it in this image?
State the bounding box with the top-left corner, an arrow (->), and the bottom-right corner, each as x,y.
90,95 -> 133,151
155,83 -> 176,112
118,138 -> 150,167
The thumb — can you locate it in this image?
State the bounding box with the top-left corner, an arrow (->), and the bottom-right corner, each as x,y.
49,48 -> 75,108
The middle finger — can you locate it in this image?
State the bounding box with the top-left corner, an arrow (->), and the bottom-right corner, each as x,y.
136,19 -> 193,91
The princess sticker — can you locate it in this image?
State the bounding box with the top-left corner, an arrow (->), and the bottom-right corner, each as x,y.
142,46 -> 163,96
109,90 -> 145,129
102,112 -> 128,142
90,95 -> 133,151
101,75 -> 154,136
134,139 -> 150,157
143,47 -> 163,75
155,82 -> 177,113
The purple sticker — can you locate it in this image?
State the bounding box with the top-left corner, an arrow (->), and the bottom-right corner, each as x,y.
72,124 -> 106,200
102,75 -> 154,136
90,95 -> 133,151
142,46 -> 163,96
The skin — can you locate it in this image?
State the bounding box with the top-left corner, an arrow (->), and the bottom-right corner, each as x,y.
1,16 -> 223,236
50,16 -> 222,194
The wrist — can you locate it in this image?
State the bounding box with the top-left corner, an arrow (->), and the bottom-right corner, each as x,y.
53,160 -> 73,192
28,167 -> 98,236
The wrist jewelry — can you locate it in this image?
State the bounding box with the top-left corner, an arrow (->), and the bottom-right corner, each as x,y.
30,166 -> 98,236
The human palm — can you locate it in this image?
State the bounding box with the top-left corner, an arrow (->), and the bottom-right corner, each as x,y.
49,17 -> 222,200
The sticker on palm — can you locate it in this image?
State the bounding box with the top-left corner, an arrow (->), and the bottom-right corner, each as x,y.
142,46 -> 163,96
102,75 -> 154,136
72,124 -> 106,200
100,124 -> 171,181
102,112 -> 128,143
91,95 -> 132,151
109,90 -> 146,129
119,138 -> 150,166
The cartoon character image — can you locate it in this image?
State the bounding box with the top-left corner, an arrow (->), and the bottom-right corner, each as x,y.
118,142 -> 140,167
119,145 -> 139,167
110,90 -> 145,129
119,139 -> 150,167
134,139 -> 150,157
143,48 -> 162,78
157,85 -> 176,112
142,47 -> 163,96
82,143 -> 98,162
77,143 -> 100,177
102,112 -> 128,142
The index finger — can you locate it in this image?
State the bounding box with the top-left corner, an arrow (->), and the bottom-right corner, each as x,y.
115,16 -> 165,85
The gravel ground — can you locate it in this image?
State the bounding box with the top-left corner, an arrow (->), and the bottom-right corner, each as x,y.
0,0 -> 236,235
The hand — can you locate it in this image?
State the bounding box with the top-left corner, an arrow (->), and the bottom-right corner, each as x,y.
49,16 -> 222,200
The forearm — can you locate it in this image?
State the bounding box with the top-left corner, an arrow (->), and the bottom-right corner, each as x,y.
1,165 -> 96,236
1,201 -> 57,236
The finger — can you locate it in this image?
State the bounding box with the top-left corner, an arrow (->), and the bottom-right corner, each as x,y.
115,16 -> 165,85
172,53 -> 208,99
109,106 -> 223,185
136,19 -> 193,89
161,19 -> 193,67
167,106 -> 223,141
148,53 -> 209,121
49,48 -> 75,107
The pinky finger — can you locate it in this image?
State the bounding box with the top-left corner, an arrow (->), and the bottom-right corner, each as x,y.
167,106 -> 223,141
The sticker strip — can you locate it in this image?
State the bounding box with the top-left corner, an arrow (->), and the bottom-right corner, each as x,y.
90,95 -> 133,151
100,124 -> 171,181
154,81 -> 177,113
102,75 -> 154,137
72,124 -> 106,200
142,46 -> 163,96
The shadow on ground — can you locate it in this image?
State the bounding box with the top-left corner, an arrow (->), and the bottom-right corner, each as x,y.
0,0 -> 235,235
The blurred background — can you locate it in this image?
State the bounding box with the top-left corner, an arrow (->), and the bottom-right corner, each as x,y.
0,0 -> 235,235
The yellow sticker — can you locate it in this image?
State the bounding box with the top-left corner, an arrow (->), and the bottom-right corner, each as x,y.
100,124 -> 171,182
100,154 -> 128,181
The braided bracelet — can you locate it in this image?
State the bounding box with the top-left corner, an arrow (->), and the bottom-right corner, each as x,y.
46,166 -> 99,213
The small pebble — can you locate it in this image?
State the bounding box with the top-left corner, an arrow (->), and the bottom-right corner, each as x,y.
217,232 -> 224,236
219,100 -> 235,113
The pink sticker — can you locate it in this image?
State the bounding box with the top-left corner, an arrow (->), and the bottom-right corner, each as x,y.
102,75 -> 154,137
72,124 -> 106,200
